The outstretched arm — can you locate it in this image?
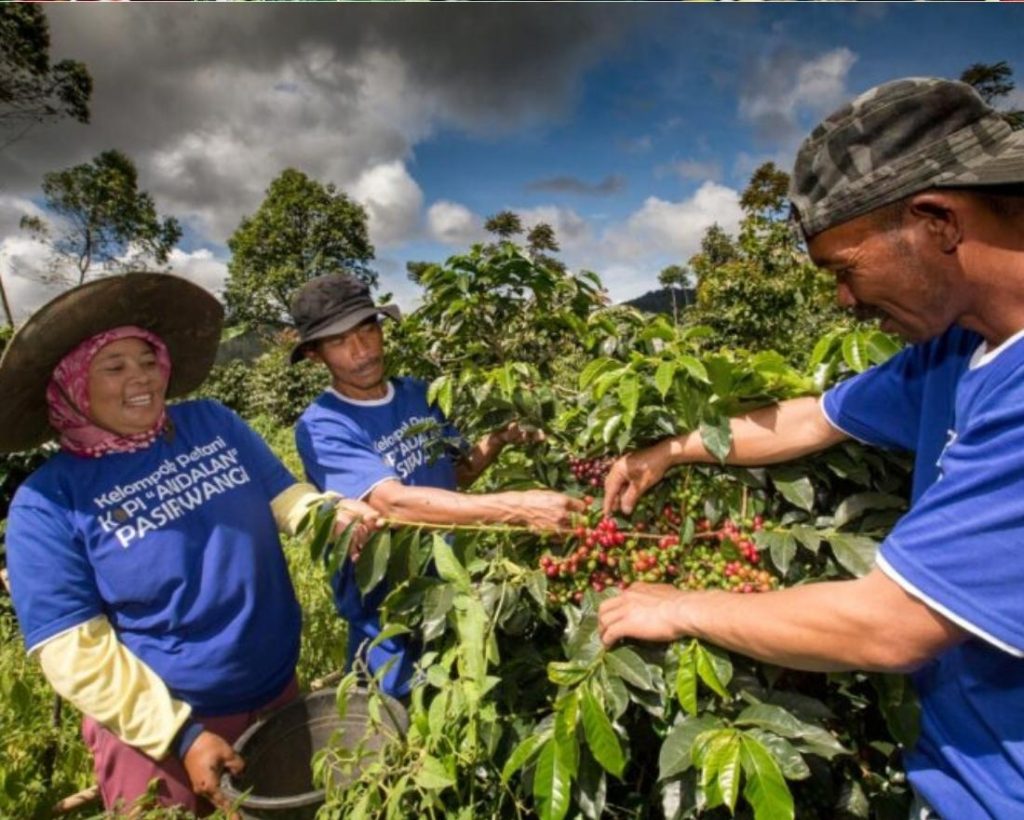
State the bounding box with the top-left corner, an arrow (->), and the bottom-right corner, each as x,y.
367,478 -> 584,532
597,567 -> 965,673
604,396 -> 848,515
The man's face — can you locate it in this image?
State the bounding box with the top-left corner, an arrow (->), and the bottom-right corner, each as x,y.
306,318 -> 386,399
807,211 -> 961,344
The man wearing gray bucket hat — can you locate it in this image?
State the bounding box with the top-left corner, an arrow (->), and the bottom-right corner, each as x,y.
598,78 -> 1024,818
290,272 -> 584,699
1,273 -> 378,815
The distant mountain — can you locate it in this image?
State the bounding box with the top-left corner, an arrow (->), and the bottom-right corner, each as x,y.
621,286 -> 695,316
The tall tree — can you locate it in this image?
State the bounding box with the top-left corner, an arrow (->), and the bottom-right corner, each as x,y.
961,60 -> 1024,129
688,223 -> 738,286
526,222 -> 559,254
19,149 -> 182,286
657,263 -> 689,324
0,6 -> 91,146
225,168 -> 376,328
525,221 -> 566,273
484,210 -> 523,239
738,162 -> 790,219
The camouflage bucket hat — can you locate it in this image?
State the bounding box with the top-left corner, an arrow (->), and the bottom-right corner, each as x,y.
790,77 -> 1024,239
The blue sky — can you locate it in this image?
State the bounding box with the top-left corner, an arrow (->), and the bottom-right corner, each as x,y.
1,3 -> 1022,320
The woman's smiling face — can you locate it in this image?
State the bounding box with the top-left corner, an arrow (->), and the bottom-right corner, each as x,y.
87,337 -> 168,435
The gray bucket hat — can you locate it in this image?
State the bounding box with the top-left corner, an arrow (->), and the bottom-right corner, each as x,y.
0,273 -> 223,453
288,273 -> 400,364
790,77 -> 1024,239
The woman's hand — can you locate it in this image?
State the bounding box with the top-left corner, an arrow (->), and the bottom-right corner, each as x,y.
182,730 -> 245,817
332,498 -> 381,561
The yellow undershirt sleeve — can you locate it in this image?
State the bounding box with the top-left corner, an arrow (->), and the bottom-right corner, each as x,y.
271,482 -> 339,537
37,616 -> 191,760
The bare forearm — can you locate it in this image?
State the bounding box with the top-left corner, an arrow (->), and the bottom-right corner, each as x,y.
665,397 -> 847,468
369,483 -> 523,526
675,572 -> 961,673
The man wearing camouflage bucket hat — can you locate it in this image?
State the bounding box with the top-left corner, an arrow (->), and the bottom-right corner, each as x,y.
597,77 -> 1024,818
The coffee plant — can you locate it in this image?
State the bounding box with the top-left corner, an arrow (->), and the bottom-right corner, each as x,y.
299,271 -> 916,820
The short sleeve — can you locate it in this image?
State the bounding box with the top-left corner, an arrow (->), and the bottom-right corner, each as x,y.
6,490 -> 103,652
296,413 -> 397,499
877,396 -> 1024,655
214,402 -> 296,500
822,344 -> 926,451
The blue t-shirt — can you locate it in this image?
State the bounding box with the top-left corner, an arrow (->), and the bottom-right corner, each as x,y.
7,399 -> 301,715
823,325 -> 1024,818
295,377 -> 461,696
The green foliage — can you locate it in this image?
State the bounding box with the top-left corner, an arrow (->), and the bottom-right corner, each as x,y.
0,601 -> 94,819
224,168 -> 376,328
484,210 -> 524,239
309,301 -> 916,819
388,240 -> 604,437
0,6 -> 92,137
20,149 -> 182,284
686,162 -> 858,367
960,60 -> 1024,129
196,333 -> 328,427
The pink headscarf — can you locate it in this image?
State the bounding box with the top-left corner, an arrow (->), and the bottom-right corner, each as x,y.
46,326 -> 173,458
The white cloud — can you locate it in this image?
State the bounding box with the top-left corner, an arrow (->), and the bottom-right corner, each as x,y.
9,9 -> 622,256
351,161 -> 425,247
166,248 -> 229,299
1003,88 -> 1024,112
602,181 -> 743,263
658,159 -> 723,182
790,49 -> 859,112
739,48 -> 858,142
426,201 -> 486,247
0,236 -> 66,325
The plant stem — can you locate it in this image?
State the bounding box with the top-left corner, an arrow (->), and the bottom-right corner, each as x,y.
378,517 -> 725,544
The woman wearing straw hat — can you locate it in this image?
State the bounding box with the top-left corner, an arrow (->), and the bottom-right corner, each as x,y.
0,272 -> 377,815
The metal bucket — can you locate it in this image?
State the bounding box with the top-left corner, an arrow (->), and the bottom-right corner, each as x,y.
221,687 -> 408,820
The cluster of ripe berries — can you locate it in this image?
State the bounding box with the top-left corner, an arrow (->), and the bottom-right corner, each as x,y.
568,455 -> 615,488
540,510 -> 777,607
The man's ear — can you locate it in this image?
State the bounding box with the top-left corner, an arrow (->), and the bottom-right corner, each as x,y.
303,345 -> 322,364
906,191 -> 964,254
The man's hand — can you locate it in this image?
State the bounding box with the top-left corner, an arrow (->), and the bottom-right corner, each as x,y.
513,490 -> 586,532
603,441 -> 674,516
332,499 -> 381,561
598,582 -> 694,647
497,421 -> 546,447
182,730 -> 244,816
